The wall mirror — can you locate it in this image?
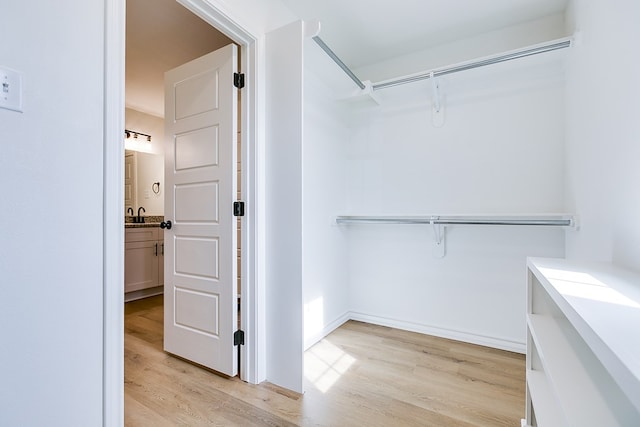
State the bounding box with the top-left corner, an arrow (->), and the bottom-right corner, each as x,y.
125,150 -> 164,216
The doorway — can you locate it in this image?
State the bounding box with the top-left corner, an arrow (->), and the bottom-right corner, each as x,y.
124,0 -> 245,366
105,0 -> 261,421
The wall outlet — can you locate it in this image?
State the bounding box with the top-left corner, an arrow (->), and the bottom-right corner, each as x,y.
0,67 -> 23,112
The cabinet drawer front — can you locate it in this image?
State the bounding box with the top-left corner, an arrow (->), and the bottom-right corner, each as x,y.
125,227 -> 159,242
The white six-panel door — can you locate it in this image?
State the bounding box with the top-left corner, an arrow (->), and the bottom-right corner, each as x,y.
163,44 -> 238,376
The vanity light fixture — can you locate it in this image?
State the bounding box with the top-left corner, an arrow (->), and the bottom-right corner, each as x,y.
124,129 -> 152,142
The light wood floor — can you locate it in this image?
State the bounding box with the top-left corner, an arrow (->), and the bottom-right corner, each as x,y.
125,295 -> 525,426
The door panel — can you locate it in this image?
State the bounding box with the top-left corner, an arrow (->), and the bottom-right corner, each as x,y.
175,289 -> 219,335
164,43 -> 238,376
174,182 -> 219,222
175,126 -> 219,170
174,237 -> 219,279
174,70 -> 219,120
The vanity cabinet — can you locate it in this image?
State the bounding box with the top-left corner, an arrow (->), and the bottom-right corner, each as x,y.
125,227 -> 164,296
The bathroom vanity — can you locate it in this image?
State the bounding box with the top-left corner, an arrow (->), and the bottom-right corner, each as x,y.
125,222 -> 164,301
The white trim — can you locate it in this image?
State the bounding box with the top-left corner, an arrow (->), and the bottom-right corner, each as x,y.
304,310 -> 525,354
304,312 -> 351,351
103,0 -> 125,425
177,0 -> 255,43
243,40 -> 265,384
348,311 -> 526,354
104,1 -> 263,423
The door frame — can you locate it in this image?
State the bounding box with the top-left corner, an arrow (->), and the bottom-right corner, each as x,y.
103,1 -> 263,424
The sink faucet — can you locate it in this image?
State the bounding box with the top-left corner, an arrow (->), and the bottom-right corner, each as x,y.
137,206 -> 146,223
127,207 -> 134,216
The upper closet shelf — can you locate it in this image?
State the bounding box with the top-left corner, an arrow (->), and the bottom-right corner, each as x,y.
313,34 -> 574,92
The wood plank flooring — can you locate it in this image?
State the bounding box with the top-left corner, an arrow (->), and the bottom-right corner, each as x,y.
125,295 -> 525,426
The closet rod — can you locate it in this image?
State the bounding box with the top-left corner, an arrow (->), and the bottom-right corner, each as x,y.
336,215 -> 575,227
372,38 -> 572,91
312,36 -> 366,90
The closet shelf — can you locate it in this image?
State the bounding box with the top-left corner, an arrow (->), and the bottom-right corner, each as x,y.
313,30 -> 573,92
528,314 -> 617,425
335,214 -> 576,228
525,258 -> 640,426
526,370 -> 564,426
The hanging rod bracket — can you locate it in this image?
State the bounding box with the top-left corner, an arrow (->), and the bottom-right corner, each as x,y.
430,216 -> 442,244
430,72 -> 441,113
430,72 -> 445,127
430,216 -> 446,258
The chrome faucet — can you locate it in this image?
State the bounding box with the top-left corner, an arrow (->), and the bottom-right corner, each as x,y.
136,206 -> 146,223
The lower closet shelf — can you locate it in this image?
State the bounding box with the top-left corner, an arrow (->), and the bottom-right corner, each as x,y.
525,257 -> 640,427
526,370 -> 563,426
528,314 -> 618,425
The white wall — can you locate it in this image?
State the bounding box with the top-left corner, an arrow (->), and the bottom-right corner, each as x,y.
134,152 -> 164,216
343,27 -> 568,351
564,0 -> 640,271
302,38 -> 352,349
125,107 -> 164,155
0,1 -> 105,425
265,20 -> 305,393
354,14 -> 567,83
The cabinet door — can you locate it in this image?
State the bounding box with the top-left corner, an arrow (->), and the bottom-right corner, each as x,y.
124,240 -> 159,293
158,236 -> 164,286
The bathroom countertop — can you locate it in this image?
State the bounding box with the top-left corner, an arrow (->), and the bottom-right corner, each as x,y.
125,215 -> 164,228
125,222 -> 162,228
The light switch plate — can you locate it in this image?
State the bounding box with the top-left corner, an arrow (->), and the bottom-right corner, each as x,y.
0,67 -> 23,112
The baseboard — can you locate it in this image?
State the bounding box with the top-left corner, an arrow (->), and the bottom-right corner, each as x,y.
124,286 -> 163,302
348,311 -> 525,354
304,311 -> 351,350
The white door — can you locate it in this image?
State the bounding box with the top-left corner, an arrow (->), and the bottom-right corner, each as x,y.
163,44 -> 238,376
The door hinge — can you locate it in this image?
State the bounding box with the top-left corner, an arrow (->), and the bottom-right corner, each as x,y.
234,329 -> 245,346
234,73 -> 245,89
233,201 -> 245,217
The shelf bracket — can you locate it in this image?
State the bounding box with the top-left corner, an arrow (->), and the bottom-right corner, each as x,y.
430,216 -> 446,258
430,72 -> 445,127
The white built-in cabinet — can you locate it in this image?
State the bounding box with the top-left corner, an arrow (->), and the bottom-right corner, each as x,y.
525,258 -> 640,426
125,227 -> 164,300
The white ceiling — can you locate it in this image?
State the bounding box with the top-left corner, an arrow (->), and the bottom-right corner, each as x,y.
125,0 -> 568,117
